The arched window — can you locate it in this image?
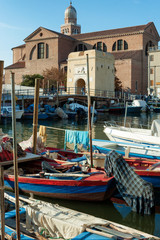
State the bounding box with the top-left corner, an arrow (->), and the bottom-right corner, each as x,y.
112,39 -> 128,51
38,43 -> 44,59
118,40 -> 123,50
74,44 -> 87,52
124,40 -> 128,50
46,44 -> 49,58
29,45 -> 36,60
112,42 -> 116,51
93,42 -> 107,52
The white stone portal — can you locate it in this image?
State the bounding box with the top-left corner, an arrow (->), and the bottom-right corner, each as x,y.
67,50 -> 115,96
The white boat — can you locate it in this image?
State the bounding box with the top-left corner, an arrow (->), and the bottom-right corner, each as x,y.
92,138 -> 160,159
103,119 -> 160,146
1,106 -> 24,120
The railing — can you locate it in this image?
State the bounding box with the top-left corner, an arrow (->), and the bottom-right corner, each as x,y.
148,46 -> 160,52
2,87 -> 116,100
2,86 -> 146,101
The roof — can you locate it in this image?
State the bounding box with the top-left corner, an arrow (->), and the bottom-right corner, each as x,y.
12,44 -> 26,50
72,22 -> 157,40
24,26 -> 76,42
5,61 -> 25,70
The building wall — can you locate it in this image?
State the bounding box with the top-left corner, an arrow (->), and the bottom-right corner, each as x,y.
5,68 -> 26,85
67,50 -> 114,96
13,47 -> 26,63
148,48 -> 160,96
115,59 -> 132,91
4,21 -> 159,95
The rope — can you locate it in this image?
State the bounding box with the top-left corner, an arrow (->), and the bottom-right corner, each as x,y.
34,124 -> 87,132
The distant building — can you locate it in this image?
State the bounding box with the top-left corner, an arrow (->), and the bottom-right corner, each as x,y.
4,2 -> 160,94
148,46 -> 160,97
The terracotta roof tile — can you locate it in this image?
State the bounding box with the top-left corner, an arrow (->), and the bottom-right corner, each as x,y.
5,61 -> 25,69
72,22 -> 153,40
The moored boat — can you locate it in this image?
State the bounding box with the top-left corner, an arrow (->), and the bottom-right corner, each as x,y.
103,119 -> 160,146
1,105 -> 24,120
92,138 -> 160,159
4,156 -> 115,201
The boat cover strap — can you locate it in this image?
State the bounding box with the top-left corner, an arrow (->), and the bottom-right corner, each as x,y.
104,150 -> 154,215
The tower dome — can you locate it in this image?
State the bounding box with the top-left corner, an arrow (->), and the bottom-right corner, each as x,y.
65,2 -> 77,24
61,1 -> 81,35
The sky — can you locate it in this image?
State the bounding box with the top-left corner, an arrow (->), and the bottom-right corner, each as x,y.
1,0 -> 160,68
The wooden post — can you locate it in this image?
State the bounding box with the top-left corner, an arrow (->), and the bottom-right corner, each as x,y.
0,166 -> 5,240
0,61 -> 4,121
124,101 -> 128,127
11,72 -> 20,240
56,81 -> 59,106
86,54 -> 93,168
33,78 -> 40,154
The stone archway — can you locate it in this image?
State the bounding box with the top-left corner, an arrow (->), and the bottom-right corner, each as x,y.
76,78 -> 86,94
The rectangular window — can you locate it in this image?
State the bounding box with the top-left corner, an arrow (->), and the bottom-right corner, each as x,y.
38,43 -> 44,59
150,68 -> 154,74
118,40 -> 123,50
150,55 -> 154,61
150,80 -> 154,86
135,81 -> 137,92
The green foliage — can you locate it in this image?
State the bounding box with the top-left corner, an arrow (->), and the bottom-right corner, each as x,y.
21,74 -> 43,87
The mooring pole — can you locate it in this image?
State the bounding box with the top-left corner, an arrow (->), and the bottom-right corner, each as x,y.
11,72 -> 20,240
33,78 -> 40,154
0,165 -> 5,240
0,61 -> 4,121
86,54 -> 93,168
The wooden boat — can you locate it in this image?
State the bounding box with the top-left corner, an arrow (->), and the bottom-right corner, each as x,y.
4,156 -> 115,201
31,146 -> 160,192
104,119 -> 160,146
83,150 -> 160,190
4,208 -> 35,240
4,192 -> 159,240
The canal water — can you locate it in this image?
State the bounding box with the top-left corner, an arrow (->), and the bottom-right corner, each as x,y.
1,112 -> 160,237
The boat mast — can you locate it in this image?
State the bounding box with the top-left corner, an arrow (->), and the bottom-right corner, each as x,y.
11,71 -> 21,240
33,78 -> 40,154
86,54 -> 93,168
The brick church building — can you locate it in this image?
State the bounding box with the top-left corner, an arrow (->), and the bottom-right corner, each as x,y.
5,2 -> 160,94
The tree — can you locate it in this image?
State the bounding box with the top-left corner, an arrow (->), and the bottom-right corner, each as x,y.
114,68 -> 122,91
21,74 -> 43,87
43,67 -> 67,91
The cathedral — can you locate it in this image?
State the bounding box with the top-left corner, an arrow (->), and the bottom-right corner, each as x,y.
5,2 -> 160,94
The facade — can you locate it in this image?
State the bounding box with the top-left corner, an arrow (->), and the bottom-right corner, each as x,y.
5,2 -> 160,94
67,50 -> 115,96
148,47 -> 160,97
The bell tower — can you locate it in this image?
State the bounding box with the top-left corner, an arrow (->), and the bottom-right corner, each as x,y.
61,1 -> 81,35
